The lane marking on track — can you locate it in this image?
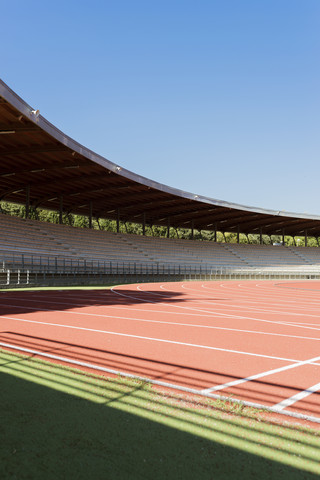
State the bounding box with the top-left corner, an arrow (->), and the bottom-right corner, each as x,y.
4,286 -> 320,327
2,314 -> 319,365
203,281 -> 320,306
202,353 -> 320,393
154,283 -> 320,318
2,300 -> 318,342
1,302 -> 320,342
273,381 -> 320,411
111,288 -> 320,333
180,283 -> 320,314
13,291 -> 320,320
1,341 -> 320,425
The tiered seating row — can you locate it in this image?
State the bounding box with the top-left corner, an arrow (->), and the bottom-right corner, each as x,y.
0,214 -> 74,257
1,213 -> 320,273
121,234 -> 245,267
290,246 -> 320,265
227,243 -> 308,267
35,220 -> 153,264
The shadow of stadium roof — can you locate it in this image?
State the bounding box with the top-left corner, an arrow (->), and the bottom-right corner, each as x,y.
0,79 -> 319,238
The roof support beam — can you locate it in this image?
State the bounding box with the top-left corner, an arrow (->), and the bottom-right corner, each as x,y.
25,185 -> 30,219
59,195 -> 63,224
117,209 -> 120,233
0,123 -> 39,132
0,160 -> 89,179
0,144 -> 69,157
89,201 -> 93,229
142,212 -> 146,236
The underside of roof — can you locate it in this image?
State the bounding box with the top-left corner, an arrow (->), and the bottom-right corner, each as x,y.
0,79 -> 319,237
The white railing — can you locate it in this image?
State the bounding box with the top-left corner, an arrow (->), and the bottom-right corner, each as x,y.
1,262 -> 320,287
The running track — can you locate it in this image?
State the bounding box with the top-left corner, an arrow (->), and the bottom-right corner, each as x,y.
1,280 -> 320,424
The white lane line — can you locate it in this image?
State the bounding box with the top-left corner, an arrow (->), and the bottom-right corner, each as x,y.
6,293 -> 320,332
273,382 -> 320,412
144,283 -> 320,320
1,341 -> 320,425
1,314 -> 317,364
171,283 -> 320,316
3,301 -> 320,344
200,282 -> 320,307
111,288 -> 320,334
4,287 -> 320,328
202,353 -> 320,393
2,302 -> 320,343
2,303 -> 320,352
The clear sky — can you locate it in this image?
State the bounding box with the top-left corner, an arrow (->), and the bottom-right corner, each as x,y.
2,1 -> 320,214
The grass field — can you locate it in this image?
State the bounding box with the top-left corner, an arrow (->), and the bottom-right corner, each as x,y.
1,348 -> 320,479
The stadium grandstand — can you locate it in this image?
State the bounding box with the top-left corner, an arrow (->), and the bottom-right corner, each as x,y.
1,78 -> 320,287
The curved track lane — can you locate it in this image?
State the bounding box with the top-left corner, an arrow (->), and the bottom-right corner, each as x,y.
1,280 -> 320,424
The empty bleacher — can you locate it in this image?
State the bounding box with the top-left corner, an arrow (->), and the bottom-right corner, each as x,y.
226,243 -> 313,270
1,213 -> 320,277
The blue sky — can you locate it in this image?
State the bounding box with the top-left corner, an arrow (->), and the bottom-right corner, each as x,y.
2,1 -> 320,214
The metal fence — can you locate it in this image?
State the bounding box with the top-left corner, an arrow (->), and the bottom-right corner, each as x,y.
0,254 -> 320,288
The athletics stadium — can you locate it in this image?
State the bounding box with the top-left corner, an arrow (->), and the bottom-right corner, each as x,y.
1,79 -> 320,478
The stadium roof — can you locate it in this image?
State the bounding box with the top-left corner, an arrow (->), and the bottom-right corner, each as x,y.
0,78 -> 319,238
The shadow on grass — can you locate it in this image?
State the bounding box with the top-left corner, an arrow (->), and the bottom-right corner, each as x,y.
1,351 -> 319,480
2,331 -> 320,418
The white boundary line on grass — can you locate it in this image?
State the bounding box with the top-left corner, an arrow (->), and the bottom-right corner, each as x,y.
1,341 -> 320,425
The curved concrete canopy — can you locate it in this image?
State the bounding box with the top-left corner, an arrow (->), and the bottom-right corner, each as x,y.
0,78 -> 319,238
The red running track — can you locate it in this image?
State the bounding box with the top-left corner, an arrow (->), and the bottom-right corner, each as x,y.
1,280 -> 320,424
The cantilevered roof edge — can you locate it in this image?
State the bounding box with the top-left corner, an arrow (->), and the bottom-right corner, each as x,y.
0,78 -> 318,223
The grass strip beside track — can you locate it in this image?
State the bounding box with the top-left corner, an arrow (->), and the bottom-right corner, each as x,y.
1,349 -> 320,479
